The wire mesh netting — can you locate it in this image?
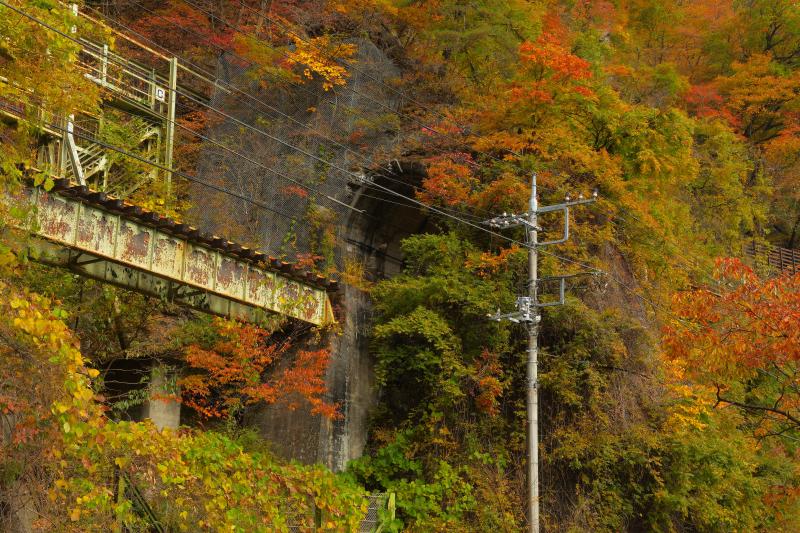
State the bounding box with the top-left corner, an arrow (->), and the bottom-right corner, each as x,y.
357,493 -> 387,532
187,41 -> 405,269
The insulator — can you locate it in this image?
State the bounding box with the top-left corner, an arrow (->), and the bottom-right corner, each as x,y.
565,193 -> 571,202
592,188 -> 599,198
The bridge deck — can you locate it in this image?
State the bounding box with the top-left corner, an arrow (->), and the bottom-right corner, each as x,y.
12,177 -> 336,326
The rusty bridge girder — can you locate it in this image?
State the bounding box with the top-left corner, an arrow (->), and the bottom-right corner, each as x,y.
14,181 -> 336,326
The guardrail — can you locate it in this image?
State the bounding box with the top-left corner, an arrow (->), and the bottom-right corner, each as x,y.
77,38 -> 171,118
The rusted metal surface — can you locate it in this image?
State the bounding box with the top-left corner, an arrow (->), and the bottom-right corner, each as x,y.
20,186 -> 333,326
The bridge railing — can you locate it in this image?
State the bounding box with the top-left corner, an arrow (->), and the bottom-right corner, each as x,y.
76,38 -> 170,117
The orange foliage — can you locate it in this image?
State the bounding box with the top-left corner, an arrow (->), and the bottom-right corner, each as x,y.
469,172 -> 529,214
179,319 -> 338,419
132,1 -> 235,56
284,34 -> 356,91
570,0 -> 617,31
664,258 -> 800,434
295,252 -> 323,269
513,17 -> 594,109
465,245 -> 522,278
417,153 -> 477,207
712,54 -> 800,143
471,349 -> 504,416
280,184 -> 310,198
684,83 -> 734,122
509,86 -> 553,104
519,31 -> 592,83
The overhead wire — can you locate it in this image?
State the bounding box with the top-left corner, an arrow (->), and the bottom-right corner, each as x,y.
0,8 -> 461,248
4,1 -> 730,316
61,121 -> 309,226
0,33 -> 445,248
97,0 -> 601,227
102,6 -> 798,355
4,0 -> 524,246
82,0 -> 489,223
74,1 -> 724,279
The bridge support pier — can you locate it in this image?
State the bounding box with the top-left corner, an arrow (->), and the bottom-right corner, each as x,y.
144,364 -> 180,430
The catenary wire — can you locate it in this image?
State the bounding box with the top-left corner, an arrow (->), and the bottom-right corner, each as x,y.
74,2 -> 695,256
5,1 -> 730,311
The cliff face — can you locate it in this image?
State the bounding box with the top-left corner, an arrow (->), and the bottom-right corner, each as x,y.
186,39 -> 429,468
243,164 -> 430,469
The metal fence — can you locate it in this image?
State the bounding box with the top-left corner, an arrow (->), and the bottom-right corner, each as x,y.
744,241 -> 800,275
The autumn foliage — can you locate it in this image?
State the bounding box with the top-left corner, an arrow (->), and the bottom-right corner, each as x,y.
665,258 -> 800,437
180,318 -> 338,420
6,0 -> 800,529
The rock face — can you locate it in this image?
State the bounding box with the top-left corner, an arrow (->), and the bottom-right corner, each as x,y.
245,172 -> 429,470
188,39 -> 431,469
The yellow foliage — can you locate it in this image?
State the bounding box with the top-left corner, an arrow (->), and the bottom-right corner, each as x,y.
285,35 -> 357,91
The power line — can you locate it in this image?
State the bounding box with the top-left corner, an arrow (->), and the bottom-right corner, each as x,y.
50,113 -> 439,258
74,1 -> 734,282
97,0 -> 595,228
62,121 -> 306,226
81,0 -> 491,223
5,0 -> 517,245
5,0 -> 723,312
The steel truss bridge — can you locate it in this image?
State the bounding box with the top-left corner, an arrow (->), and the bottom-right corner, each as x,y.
13,174 -> 335,326
1,10 -> 335,327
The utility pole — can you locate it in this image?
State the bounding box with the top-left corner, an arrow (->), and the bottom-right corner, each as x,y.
483,173 -> 596,533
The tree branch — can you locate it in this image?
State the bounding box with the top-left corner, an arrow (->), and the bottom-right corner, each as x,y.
715,384 -> 800,428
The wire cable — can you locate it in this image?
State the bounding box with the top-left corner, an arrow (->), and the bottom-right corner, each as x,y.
172,0 -> 525,172
80,0 -> 494,223
4,0 -> 725,307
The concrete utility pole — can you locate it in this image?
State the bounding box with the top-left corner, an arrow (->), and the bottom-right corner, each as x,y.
483,173 -> 596,533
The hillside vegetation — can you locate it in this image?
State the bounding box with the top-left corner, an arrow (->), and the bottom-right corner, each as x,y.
1,0 -> 799,531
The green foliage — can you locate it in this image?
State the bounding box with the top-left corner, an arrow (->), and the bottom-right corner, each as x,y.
0,278 -> 367,531
4,0 -> 800,530
355,232 -> 796,531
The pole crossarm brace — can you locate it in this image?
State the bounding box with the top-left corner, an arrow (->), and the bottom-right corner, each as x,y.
488,296 -> 540,323
484,191 -> 597,246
